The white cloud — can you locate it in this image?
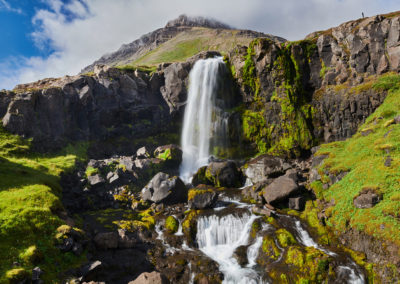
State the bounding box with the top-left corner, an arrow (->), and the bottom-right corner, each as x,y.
0,0 -> 22,14
1,0 -> 399,90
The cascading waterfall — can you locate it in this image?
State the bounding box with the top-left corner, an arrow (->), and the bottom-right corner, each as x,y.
179,57 -> 226,183
196,213 -> 265,284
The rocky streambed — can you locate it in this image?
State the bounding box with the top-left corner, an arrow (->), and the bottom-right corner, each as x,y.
54,144 -> 369,284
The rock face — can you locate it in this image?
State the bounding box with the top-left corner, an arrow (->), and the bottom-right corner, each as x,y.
2,66 -> 170,152
141,172 -> 187,205
262,172 -> 299,204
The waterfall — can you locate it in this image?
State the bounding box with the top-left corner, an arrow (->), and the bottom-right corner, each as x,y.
179,57 -> 226,183
196,213 -> 265,284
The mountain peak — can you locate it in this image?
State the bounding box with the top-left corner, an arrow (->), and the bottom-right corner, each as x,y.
165,14 -> 232,30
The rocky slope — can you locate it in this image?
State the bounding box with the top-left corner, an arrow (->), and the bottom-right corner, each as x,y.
80,14 -> 285,73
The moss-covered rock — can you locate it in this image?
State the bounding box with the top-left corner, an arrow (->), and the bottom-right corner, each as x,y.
5,268 -> 30,284
19,245 -> 43,265
165,216 -> 179,234
261,234 -> 281,260
182,210 -> 199,245
276,228 -> 297,247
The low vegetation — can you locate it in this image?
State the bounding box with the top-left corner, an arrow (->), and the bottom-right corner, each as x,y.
312,73 -> 400,247
0,127 -> 88,282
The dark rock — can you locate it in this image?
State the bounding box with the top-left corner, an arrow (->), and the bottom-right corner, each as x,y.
141,172 -> 187,205
80,261 -> 103,282
244,155 -> 291,185
59,237 -> 74,252
262,173 -> 299,204
233,245 -> 248,266
87,174 -> 105,186
353,191 -> 381,209
206,161 -> 242,187
32,267 -> 43,282
289,197 -> 305,211
192,166 -> 210,186
72,242 -> 83,256
93,232 -> 119,249
188,189 -> 218,209
117,229 -> 137,249
384,156 -> 392,167
128,271 -> 169,284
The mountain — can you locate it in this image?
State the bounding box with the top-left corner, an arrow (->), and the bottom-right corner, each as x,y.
80,14 -> 286,73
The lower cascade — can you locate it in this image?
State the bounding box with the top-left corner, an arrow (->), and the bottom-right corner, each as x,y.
196,213 -> 264,284
179,56 -> 227,183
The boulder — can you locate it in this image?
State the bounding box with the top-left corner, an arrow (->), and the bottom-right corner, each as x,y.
87,174 -> 105,186
289,197 -> 305,211
252,206 -> 274,217
206,161 -> 242,188
93,232 -> 119,249
137,146 -> 151,159
141,172 -> 187,204
244,155 -> 291,185
191,166 -> 210,186
153,144 -> 182,163
353,191 -> 381,209
262,173 -> 299,204
118,229 -> 137,249
129,271 -> 168,284
80,261 -> 103,282
233,245 -> 248,266
188,188 -> 218,209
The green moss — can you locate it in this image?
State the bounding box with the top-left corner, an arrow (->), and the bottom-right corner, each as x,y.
157,148 -> 171,160
5,268 -> 30,283
165,216 -> 179,234
182,210 -> 199,244
188,188 -> 213,201
0,126 -> 88,282
19,245 -> 43,265
276,228 -> 297,247
242,41 -> 260,97
262,235 -> 281,260
85,166 -> 99,177
286,246 -> 304,267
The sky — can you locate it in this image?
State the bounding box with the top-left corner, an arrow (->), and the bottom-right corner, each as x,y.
0,0 -> 399,90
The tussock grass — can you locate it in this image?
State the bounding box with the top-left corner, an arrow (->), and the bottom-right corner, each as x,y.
313,74 -> 400,246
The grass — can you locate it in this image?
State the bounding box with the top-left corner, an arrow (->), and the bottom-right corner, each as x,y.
313,73 -> 400,246
131,27 -> 258,67
0,126 -> 88,282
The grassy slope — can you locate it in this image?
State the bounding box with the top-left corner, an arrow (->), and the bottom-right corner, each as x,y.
0,127 -> 87,282
128,27 -> 257,67
312,73 -> 400,247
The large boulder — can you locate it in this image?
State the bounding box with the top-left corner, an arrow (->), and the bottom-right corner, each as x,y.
244,155 -> 291,185
141,172 -> 187,204
188,187 -> 219,209
353,189 -> 381,209
205,161 -> 243,188
262,171 -> 299,204
153,144 -> 182,164
128,271 -> 168,284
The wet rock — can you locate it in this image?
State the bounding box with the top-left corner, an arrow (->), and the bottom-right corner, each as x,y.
188,188 -> 218,209
353,190 -> 381,209
233,246 -> 248,266
128,271 -> 169,284
141,172 -> 187,205
93,232 -> 118,249
262,172 -> 299,204
87,174 -> 105,186
252,205 -> 274,217
206,161 -> 243,187
289,197 -> 305,211
244,154 -> 291,185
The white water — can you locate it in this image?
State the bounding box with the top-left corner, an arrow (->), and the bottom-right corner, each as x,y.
196,213 -> 265,284
179,57 -> 225,183
246,236 -> 263,267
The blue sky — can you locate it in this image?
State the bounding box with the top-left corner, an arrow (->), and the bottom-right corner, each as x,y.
0,0 -> 399,90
